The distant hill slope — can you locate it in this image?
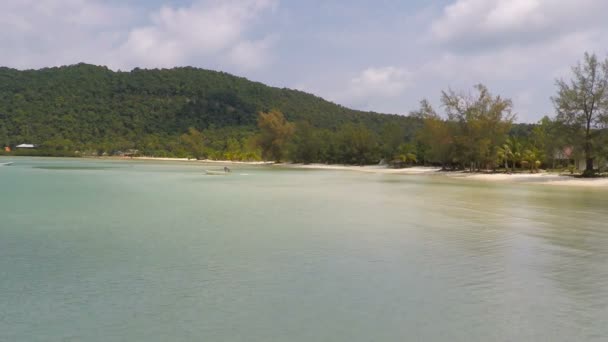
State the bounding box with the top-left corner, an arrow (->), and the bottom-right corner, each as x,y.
0,63 -> 419,146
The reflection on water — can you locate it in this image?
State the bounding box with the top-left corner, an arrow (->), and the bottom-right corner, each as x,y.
1,157 -> 607,341
33,166 -> 119,170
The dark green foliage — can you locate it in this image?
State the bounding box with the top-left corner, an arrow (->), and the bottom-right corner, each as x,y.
4,63 -> 589,169
379,123 -> 406,161
289,121 -> 322,164
334,123 -> 379,165
0,63 -> 419,161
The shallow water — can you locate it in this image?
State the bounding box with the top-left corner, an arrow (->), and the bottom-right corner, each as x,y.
1,157 -> 607,341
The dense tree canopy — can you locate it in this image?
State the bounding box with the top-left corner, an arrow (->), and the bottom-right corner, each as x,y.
0,63 -> 419,159
256,110 -> 295,162
0,60 -> 606,173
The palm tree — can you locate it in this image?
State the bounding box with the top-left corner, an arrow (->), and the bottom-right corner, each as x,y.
505,138 -> 523,173
497,142 -> 514,172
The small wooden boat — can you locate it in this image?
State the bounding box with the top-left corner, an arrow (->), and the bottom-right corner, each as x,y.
204,170 -> 228,176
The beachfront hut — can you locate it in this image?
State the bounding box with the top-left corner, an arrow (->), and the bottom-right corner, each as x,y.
15,144 -> 35,149
575,157 -> 607,171
554,146 -> 607,171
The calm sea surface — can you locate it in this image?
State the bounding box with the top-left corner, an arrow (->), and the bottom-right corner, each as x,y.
1,157 -> 607,341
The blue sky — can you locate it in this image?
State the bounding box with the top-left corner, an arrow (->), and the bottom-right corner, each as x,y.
2,0 -> 608,122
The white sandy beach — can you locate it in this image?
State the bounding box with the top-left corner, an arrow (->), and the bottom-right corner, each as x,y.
100,156 -> 608,188
282,163 -> 608,187
539,177 -> 608,187
453,171 -> 608,187
459,172 -> 559,181
281,164 -> 442,174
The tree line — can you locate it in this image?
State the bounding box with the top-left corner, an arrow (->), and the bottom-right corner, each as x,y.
0,63 -> 418,159
252,53 -> 608,176
1,53 -> 607,176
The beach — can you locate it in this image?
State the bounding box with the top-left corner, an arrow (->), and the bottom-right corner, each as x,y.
76,156 -> 608,188
281,163 -> 608,187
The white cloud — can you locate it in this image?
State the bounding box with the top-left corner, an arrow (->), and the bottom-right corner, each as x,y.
407,31 -> 607,120
0,0 -> 279,71
351,67 -> 411,97
420,30 -> 603,82
399,0 -> 608,121
0,0 -> 132,30
115,0 -> 278,69
0,0 -> 132,68
275,1 -> 608,121
0,1 -> 607,122
228,35 -> 278,71
329,67 -> 411,112
430,0 -> 608,49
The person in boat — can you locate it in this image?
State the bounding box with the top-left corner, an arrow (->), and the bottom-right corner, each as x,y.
224,166 -> 231,173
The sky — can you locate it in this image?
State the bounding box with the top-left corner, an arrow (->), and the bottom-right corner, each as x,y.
2,0 -> 608,122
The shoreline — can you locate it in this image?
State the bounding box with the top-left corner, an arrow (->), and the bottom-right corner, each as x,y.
279,163 -> 444,174
280,163 -> 608,187
130,156 -> 273,165
3,155 -> 607,187
455,171 -> 608,187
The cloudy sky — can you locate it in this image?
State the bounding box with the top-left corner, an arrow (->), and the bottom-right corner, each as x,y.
2,0 -> 608,122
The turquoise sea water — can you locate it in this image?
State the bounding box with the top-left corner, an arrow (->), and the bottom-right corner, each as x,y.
1,157 -> 607,341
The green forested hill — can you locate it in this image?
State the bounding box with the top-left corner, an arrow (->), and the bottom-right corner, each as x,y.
0,63 -> 419,156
